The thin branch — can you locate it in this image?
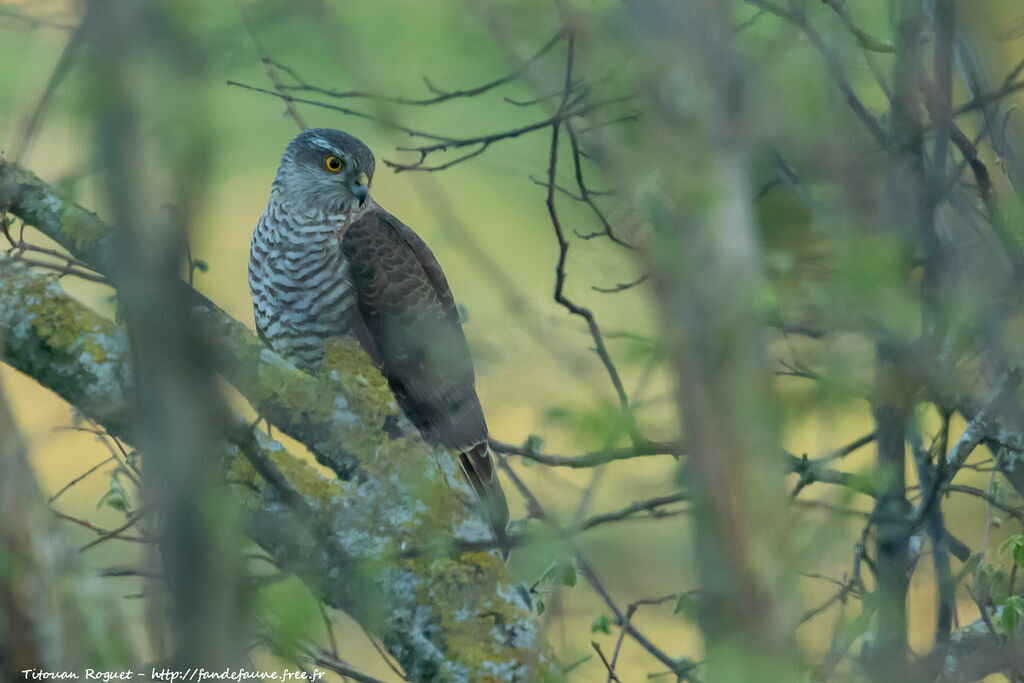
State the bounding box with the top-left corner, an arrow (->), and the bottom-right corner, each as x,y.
922,367 -> 1023,516
951,79 -> 1024,119
494,456 -> 695,677
579,492 -> 688,531
0,7 -> 76,31
591,641 -> 623,683
943,484 -> 1024,523
47,509 -> 146,548
47,455 -> 116,504
542,36 -> 639,441
225,80 -> 449,141
578,557 -> 698,680
269,30 -> 565,106
788,453 -> 875,497
490,437 -> 680,468
385,96 -> 631,172
299,645 -> 388,683
565,118 -> 633,248
236,0 -> 306,130
78,512 -> 145,552
592,273 -> 649,294
821,0 -> 894,53
13,24 -> 81,162
742,0 -> 887,145
608,593 -> 684,682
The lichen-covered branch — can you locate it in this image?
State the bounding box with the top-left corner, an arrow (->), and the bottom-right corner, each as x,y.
0,158 -> 556,681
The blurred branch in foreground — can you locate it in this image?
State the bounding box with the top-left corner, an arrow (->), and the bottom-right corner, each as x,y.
0,376 -> 133,677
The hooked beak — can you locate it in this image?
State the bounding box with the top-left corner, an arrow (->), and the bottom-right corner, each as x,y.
353,172 -> 369,206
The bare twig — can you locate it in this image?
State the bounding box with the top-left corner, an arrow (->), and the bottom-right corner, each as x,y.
742,0 -> 886,145
268,30 -> 565,106
579,492 -> 688,531
491,437 -> 680,468
542,35 -> 639,441
47,509 -> 146,548
592,273 -> 649,293
591,641 -> 623,683
47,455 -> 116,504
236,0 -> 306,130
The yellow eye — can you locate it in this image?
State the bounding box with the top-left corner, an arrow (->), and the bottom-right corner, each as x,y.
324,155 -> 345,173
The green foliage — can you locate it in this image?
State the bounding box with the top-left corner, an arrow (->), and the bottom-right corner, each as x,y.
999,534 -> 1024,569
591,613 -> 611,635
531,558 -> 577,615
954,553 -> 982,586
975,563 -> 1010,606
96,471 -> 131,513
542,401 -> 632,449
255,577 -> 321,660
524,433 -> 544,452
1002,596 -> 1024,636
561,563 -> 577,588
674,592 -> 696,619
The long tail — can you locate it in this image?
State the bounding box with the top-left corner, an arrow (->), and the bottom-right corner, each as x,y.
459,442 -> 511,558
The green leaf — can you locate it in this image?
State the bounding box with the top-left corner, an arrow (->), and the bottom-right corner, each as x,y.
1004,596 -> 1024,635
192,258 -> 209,273
591,614 -> 611,634
536,599 -> 545,616
96,473 -> 131,513
561,563 -> 577,588
524,434 -> 544,453
999,535 -> 1024,568
977,564 -> 1010,605
674,593 -> 695,617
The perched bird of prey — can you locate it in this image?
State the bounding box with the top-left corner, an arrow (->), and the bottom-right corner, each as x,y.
249,128 -> 510,547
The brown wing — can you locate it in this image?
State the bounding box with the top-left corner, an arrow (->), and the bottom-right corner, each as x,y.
342,207 -> 488,452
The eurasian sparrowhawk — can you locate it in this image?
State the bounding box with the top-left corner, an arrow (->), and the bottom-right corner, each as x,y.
249,128 -> 510,546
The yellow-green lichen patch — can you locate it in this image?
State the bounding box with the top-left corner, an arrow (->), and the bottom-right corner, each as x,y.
323,336 -> 397,421
3,160 -> 110,258
1,269 -> 129,425
428,560 -> 540,680
267,440 -> 346,508
59,202 -> 109,252
224,445 -> 266,511
255,354 -> 336,425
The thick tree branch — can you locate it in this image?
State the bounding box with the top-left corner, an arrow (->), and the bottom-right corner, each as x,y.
0,159 -> 556,682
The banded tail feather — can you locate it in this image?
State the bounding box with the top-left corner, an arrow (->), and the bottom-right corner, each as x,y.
459,442 -> 511,557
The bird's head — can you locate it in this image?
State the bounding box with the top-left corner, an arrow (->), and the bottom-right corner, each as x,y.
273,128 -> 376,213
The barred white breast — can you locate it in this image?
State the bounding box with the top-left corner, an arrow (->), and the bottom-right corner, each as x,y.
248,198 -> 360,371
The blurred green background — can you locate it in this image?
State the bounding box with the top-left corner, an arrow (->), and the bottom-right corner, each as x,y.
4,0 -> 1024,680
